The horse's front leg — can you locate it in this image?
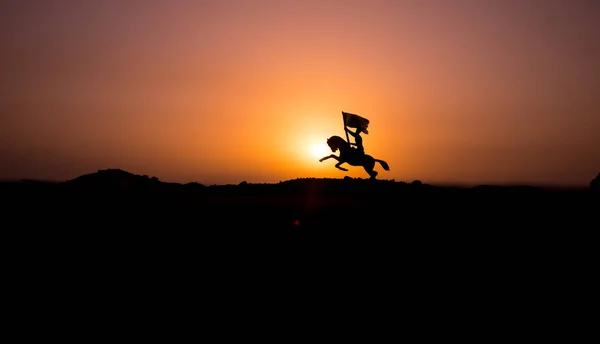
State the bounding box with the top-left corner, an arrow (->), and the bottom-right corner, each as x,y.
335,161 -> 348,171
319,154 -> 338,162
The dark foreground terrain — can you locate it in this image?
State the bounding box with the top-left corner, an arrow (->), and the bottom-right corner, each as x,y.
2,169 -> 598,313
2,169 -> 598,265
3,168 -> 597,235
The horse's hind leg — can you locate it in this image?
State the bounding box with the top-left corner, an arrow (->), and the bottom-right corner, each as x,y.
363,161 -> 377,179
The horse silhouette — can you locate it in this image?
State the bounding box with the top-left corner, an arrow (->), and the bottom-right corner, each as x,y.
319,135 -> 390,179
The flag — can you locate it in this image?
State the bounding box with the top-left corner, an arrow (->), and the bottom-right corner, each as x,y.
342,111 -> 369,134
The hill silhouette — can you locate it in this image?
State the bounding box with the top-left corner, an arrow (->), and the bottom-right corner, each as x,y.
2,168 -> 597,253
3,168 -> 597,287
591,173 -> 600,191
3,168 -> 597,228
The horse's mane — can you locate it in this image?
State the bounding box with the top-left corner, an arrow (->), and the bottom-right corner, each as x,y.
327,135 -> 348,148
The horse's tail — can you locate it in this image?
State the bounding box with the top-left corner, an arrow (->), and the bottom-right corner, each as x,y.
375,159 -> 390,171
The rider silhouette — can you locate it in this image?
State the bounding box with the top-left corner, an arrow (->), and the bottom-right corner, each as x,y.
345,126 -> 365,155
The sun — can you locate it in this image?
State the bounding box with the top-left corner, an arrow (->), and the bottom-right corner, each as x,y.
311,142 -> 330,159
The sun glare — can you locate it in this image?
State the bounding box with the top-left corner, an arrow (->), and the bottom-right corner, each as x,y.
311,143 -> 329,159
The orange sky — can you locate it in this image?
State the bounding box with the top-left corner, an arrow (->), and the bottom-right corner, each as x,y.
1,0 -> 599,186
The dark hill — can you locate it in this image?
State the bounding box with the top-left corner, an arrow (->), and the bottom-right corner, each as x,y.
591,173 -> 600,191
2,169 -> 596,229
2,168 -> 597,289
65,168 -> 180,191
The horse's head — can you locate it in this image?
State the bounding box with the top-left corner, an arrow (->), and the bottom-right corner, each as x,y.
326,136 -> 347,153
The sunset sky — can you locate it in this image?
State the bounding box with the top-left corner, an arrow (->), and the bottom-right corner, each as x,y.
2,0 -> 599,186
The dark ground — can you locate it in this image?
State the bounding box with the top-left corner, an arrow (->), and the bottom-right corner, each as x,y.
3,169 -> 597,248
2,169 -> 598,323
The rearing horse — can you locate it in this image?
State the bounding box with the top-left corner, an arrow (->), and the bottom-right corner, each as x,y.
319,135 -> 390,179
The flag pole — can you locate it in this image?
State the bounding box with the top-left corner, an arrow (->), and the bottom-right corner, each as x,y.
342,111 -> 350,143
